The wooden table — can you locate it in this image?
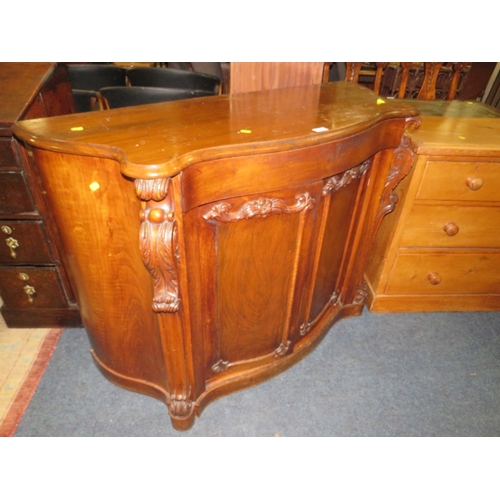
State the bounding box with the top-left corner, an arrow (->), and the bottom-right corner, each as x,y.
365,100 -> 500,312
13,82 -> 419,429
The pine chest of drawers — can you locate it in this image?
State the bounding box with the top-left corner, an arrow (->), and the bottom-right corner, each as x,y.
0,63 -> 82,327
365,102 -> 500,312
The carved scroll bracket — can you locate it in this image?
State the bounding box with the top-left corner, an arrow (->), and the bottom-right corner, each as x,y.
274,340 -> 292,358
322,159 -> 371,197
212,359 -> 229,373
203,193 -> 314,223
376,120 -> 419,222
135,178 -> 181,313
353,279 -> 368,305
300,290 -> 340,337
299,322 -> 312,337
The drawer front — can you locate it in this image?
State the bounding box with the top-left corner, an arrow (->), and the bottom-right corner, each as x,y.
417,161 -> 500,202
386,252 -> 500,295
0,221 -> 53,264
400,205 -> 500,249
0,138 -> 18,167
0,172 -> 37,215
0,266 -> 68,309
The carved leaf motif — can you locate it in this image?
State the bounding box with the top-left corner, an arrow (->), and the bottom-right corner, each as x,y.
274,340 -> 292,358
135,178 -> 170,202
212,359 -> 229,373
169,396 -> 193,418
203,193 -> 314,223
140,215 -> 180,313
322,160 -> 371,196
353,279 -> 368,304
299,322 -> 311,336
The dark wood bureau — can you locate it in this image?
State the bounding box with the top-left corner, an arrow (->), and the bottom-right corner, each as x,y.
0,62 -> 82,327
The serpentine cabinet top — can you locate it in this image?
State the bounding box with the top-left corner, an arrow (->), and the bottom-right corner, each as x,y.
12,82 -> 418,177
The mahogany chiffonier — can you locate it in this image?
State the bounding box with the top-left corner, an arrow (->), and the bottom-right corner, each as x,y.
0,63 -> 82,327
365,100 -> 500,312
13,82 -> 419,429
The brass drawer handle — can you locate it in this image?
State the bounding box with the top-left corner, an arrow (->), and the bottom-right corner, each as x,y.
466,176 -> 483,191
1,225 -> 12,235
23,285 -> 36,303
443,222 -> 459,236
5,236 -> 19,258
427,272 -> 442,285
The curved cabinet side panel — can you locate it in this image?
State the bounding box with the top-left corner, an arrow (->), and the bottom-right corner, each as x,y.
32,149 -> 167,391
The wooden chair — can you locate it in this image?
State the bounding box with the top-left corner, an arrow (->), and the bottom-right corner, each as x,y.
345,62 -> 469,100
345,62 -> 389,94
484,66 -> 500,109
229,62 -> 331,94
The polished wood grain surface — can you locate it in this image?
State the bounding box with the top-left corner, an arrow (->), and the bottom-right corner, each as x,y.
410,117 -> 500,156
13,82 -> 419,429
13,82 -> 417,176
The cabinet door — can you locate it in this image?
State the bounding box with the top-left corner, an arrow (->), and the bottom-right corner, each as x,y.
191,183 -> 322,377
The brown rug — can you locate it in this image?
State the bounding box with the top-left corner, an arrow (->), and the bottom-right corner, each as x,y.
0,313 -> 63,437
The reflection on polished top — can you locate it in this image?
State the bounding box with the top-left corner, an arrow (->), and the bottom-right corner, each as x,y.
12,82 -> 418,178
410,117 -> 500,156
396,98 -> 500,156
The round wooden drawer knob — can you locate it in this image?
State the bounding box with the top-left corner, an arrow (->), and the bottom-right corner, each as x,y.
427,272 -> 442,285
466,176 -> 483,191
443,222 -> 459,236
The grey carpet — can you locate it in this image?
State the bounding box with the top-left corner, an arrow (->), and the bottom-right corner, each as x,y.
14,309 -> 500,436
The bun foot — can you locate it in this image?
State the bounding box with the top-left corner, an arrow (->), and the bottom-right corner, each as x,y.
170,412 -> 195,431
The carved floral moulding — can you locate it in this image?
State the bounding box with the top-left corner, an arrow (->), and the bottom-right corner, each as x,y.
212,359 -> 229,373
299,322 -> 312,337
274,340 -> 292,358
353,279 -> 369,304
322,159 -> 371,197
169,394 -> 193,419
300,290 -> 340,336
211,340 -> 293,373
203,193 -> 315,223
376,131 -> 416,221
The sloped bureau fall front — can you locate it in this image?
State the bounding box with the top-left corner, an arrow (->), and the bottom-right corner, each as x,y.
12,83 -> 419,430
